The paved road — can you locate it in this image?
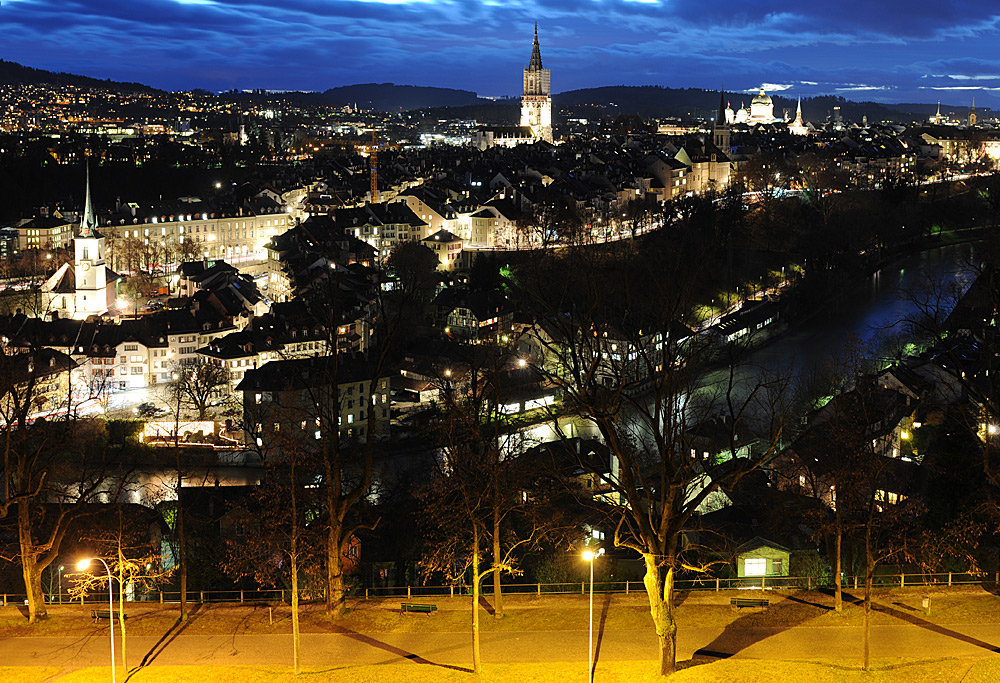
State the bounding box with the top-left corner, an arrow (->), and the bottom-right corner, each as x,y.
9,621 -> 1000,670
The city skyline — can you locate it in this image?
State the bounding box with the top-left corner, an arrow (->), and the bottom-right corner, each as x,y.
3,0 -> 1000,104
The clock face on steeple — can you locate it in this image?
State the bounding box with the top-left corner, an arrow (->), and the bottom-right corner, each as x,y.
81,261 -> 91,272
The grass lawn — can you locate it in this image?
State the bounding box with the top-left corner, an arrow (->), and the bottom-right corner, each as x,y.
20,658 -> 1000,682
0,667 -> 59,683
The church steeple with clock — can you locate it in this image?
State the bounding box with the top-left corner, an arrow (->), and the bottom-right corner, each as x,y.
73,165 -> 113,318
40,165 -> 119,318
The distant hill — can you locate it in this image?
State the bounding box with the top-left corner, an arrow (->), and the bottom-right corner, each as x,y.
225,83 -> 486,112
0,59 -> 157,92
554,85 -> 990,124
320,83 -> 482,111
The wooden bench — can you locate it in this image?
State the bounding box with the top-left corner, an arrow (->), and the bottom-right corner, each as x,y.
91,609 -> 128,622
400,602 -> 438,614
730,597 -> 769,609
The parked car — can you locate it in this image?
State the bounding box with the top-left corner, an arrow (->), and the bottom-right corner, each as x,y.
135,402 -> 157,417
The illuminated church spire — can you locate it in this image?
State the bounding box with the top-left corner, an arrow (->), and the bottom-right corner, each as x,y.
520,23 -> 552,143
78,162 -> 100,238
789,96 -> 808,135
529,23 -> 543,71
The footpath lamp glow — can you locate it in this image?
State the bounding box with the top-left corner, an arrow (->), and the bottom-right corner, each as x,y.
77,557 -> 116,683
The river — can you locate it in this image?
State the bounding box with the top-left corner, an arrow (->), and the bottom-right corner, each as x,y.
740,242 -> 978,384
519,242 -> 980,446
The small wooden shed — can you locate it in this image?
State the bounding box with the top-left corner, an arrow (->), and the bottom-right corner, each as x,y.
735,537 -> 791,578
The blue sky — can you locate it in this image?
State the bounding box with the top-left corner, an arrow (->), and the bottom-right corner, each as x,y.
3,0 -> 1000,104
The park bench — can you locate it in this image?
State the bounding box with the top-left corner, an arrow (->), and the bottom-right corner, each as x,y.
730,597 -> 769,610
91,609 -> 128,622
400,602 -> 438,614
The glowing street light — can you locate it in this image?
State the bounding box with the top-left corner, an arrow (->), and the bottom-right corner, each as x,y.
582,548 -> 603,683
76,557 -> 116,683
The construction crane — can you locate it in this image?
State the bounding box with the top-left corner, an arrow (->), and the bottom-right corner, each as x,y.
370,130 -> 379,204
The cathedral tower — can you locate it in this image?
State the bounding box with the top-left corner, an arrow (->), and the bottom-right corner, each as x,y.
520,23 -> 553,143
713,89 -> 731,153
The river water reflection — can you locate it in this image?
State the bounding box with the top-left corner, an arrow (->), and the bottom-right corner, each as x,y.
523,242 -> 979,447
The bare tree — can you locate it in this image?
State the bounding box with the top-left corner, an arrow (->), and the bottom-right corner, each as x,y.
225,446 -> 322,675
520,242 -> 785,676
171,361 -> 230,420
69,501 -> 173,672
0,336 -> 130,622
419,398 -> 569,671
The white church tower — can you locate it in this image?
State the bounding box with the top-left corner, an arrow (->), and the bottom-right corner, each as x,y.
520,23 -> 553,143
71,165 -> 116,318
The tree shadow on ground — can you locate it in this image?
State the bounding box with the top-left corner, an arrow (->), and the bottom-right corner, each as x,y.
330,625 -> 473,672
478,595 -> 495,617
848,591 -> 1000,654
128,603 -> 203,677
684,592 -> 831,666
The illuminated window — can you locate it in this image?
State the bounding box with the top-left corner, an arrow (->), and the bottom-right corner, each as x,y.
743,558 -> 766,576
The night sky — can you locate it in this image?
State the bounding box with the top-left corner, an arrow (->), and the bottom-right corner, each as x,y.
4,0 -> 1000,104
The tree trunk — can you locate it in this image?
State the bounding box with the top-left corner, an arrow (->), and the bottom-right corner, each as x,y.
492,508 -> 503,619
178,496 -> 187,622
18,505 -> 46,623
175,447 -> 187,623
291,457 -> 301,675
327,518 -> 347,617
642,553 -> 676,676
863,531 -> 873,671
118,548 -> 127,672
291,552 -> 300,675
472,524 -> 482,674
20,557 -> 46,623
834,527 -> 843,613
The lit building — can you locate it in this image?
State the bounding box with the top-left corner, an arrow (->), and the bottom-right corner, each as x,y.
748,87 -> 780,126
102,200 -> 292,265
40,168 -> 120,319
520,24 -> 553,143
788,98 -> 809,136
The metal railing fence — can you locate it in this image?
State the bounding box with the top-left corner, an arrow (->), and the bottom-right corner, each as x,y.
7,571 -> 988,607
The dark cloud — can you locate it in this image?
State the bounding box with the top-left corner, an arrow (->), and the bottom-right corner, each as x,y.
2,0 -> 999,101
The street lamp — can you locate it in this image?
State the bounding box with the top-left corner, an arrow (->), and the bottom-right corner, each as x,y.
582,549 -> 596,683
77,557 -> 116,683
58,565 -> 64,605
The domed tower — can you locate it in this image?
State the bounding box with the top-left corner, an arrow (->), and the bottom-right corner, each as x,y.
749,87 -> 775,125
520,23 -> 553,143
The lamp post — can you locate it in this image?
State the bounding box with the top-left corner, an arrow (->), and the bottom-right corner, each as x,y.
58,565 -> 64,605
77,557 -> 115,683
582,550 -> 595,683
